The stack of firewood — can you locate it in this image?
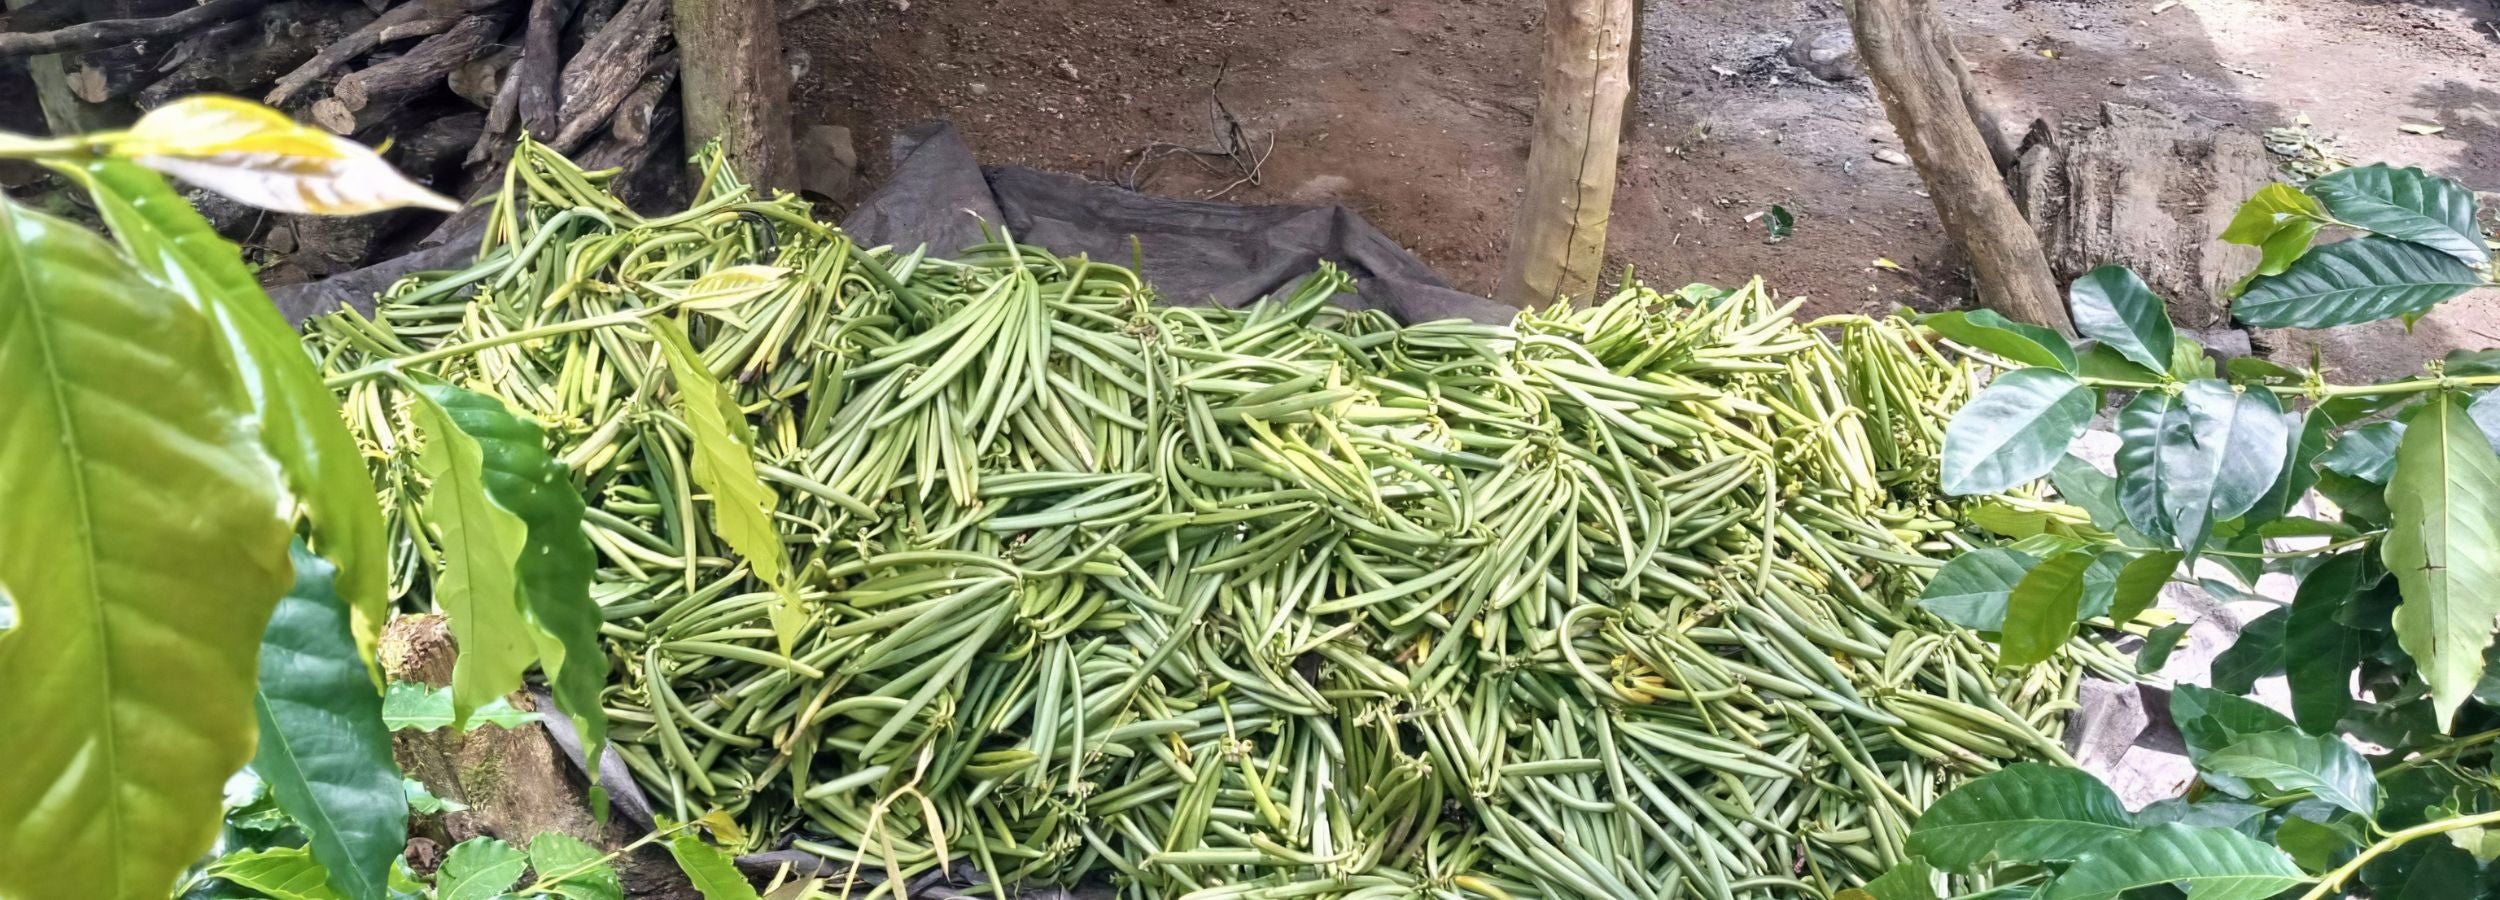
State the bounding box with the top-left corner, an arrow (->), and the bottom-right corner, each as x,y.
0,0 -> 683,276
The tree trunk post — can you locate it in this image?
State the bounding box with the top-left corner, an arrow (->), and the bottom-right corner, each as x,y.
1848,0 -> 2074,333
1496,0 -> 1635,308
671,0 -> 793,191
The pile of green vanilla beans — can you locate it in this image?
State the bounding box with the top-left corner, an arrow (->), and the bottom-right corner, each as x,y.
306,142 -> 2130,899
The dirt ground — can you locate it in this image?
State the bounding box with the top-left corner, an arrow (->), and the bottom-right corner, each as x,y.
782,0 -> 2500,377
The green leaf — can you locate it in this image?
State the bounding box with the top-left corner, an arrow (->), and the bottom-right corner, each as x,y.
2116,391 -> 2178,541
1919,547 -> 2037,630
2159,381 -> 2293,556
2170,335 -> 2217,381
2467,389 -> 2500,450
408,385 -> 537,729
2221,183 -> 2329,246
666,833 -> 762,900
2050,454 -> 2132,535
2320,421 -> 2404,484
2139,622 -> 2193,674
404,778 -> 465,815
253,542 -> 406,900
2137,799 -> 2266,834
2235,235 -> 2482,329
2078,550 -> 2129,620
2315,469 -> 2392,528
1942,368 -> 2097,495
2244,412 -> 2327,528
1905,763 -> 2137,872
2230,220 -> 2326,299
1922,309 -> 2078,371
2209,606 -> 2289,695
436,837 -> 527,900
2308,163 -> 2487,265
379,681 -> 540,732
410,381 -> 608,770
54,158 -> 390,667
2002,551 -> 2096,666
2109,550 -> 2183,625
2069,266 -> 2177,374
2274,814 -> 2355,872
2384,392 -> 2500,728
1845,861 -> 1942,900
650,317 -> 802,654
0,199 -> 294,899
2202,728 -> 2378,818
528,833 -> 622,900
2224,356 -> 2308,385
2077,342 -> 2164,383
2040,823 -> 2306,900
2171,684 -> 2297,761
2363,841 -> 2483,900
205,847 -> 343,900
2285,552 -> 2367,733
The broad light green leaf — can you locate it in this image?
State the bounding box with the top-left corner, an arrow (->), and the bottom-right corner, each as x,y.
253,542 -> 405,900
2069,266 -> 2177,374
2308,163 -> 2487,265
0,199 -> 294,899
2136,799 -> 2266,835
54,159 -> 390,668
1942,368 -> 2096,495
2108,550 -> 2182,625
404,778 -> 465,815
2041,823 -> 2306,900
2158,380 -> 2291,556
1906,763 -> 2136,872
528,833 -> 622,900
666,833 -> 763,900
2468,389 -> 2500,450
436,837 -> 527,900
650,317 -> 801,654
2171,684 -> 2297,760
2002,551 -> 2096,666
379,681 -> 540,732
1921,308 -> 2077,371
2285,552 -> 2366,733
2209,606 -> 2289,695
2275,814 -> 2355,872
2202,729 -> 2378,818
2236,235 -> 2481,329
411,381 -> 607,770
2384,392 -> 2500,728
2115,392 -> 2177,541
409,386 -> 536,728
2139,622 -> 2193,674
2077,342 -> 2164,383
1918,547 -> 2037,630
2221,183 -> 2328,246
2050,454 -> 2132,534
1840,861 -> 1942,900
2319,421 -> 2403,484
205,847 -> 342,900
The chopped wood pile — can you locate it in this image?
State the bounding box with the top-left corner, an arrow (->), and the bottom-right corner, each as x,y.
0,0 -> 685,276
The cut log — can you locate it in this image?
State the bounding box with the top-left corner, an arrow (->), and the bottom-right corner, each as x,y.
2010,103 -> 2273,328
66,41 -> 167,103
550,0 -> 666,151
1495,0 -> 1635,307
138,2 -> 373,109
0,0 -> 263,59
1,0 -> 185,34
514,0 -> 570,137
562,0 -> 626,56
550,48 -> 667,151
261,0 -> 503,107
332,12 -> 509,112
311,95 -> 390,133
580,89 -> 679,212
447,41 -> 518,107
606,64 -> 672,146
276,209 -> 395,274
673,0 -> 794,190
1847,0 -> 2072,333
394,108 -> 485,188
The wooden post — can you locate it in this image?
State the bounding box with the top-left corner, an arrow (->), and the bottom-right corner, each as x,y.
671,0 -> 794,191
1496,0 -> 1635,307
1848,0 -> 2073,333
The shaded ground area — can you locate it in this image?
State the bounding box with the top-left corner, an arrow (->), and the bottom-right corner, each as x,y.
784,0 -> 2500,375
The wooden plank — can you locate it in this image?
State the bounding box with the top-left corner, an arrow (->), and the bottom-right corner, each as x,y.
1495,0 -> 1635,307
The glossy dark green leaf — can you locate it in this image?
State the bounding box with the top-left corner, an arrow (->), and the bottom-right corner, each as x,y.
2068,266 -> 2177,374
2235,235 -> 2481,329
2244,412 -> 2327,529
2384,392 -> 2500,727
2361,840 -> 2483,900
2039,823 -> 2305,900
435,837 -> 526,900
2274,814 -> 2355,873
2285,552 -> 2366,733
2135,798 -> 2265,835
378,681 -> 539,733
2319,421 -> 2404,484
2171,684 -> 2297,761
2138,622 -> 2193,674
411,382 -> 607,761
253,542 -> 405,900
1943,368 -> 2097,496
53,159 -> 391,664
2224,355 -> 2308,385
527,833 -> 621,900
2108,550 -> 2182,625
407,386 -> 534,728
2077,343 -> 2164,383
2077,551 -> 2128,620
666,833 -> 762,900
2210,606 -> 2290,695
1919,547 -> 2038,630
2159,381 -> 2292,556
2003,551 -> 2096,666
1922,309 -> 2078,371
2315,468 -> 2393,528
2115,391 -> 2177,541
2202,728 -> 2378,818
2308,163 -> 2488,265
204,847 -> 341,900
1905,763 -> 2137,872
1843,860 -> 1941,900
0,198 -> 294,899
2050,454 -> 2132,535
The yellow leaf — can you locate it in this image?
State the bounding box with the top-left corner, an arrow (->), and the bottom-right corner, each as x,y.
694,809 -> 748,846
653,265 -> 792,310
111,96 -> 455,215
1872,257 -> 1904,271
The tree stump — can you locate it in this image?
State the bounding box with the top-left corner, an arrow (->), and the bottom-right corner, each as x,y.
2010,103 -> 2275,329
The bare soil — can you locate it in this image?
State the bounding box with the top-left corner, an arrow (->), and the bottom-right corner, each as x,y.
783,0 -> 2500,374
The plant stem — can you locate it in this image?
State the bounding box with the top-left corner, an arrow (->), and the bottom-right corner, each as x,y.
322,306 -> 666,388
2382,727 -> 2500,778
2077,372 -> 2500,400
2295,809 -> 2500,900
